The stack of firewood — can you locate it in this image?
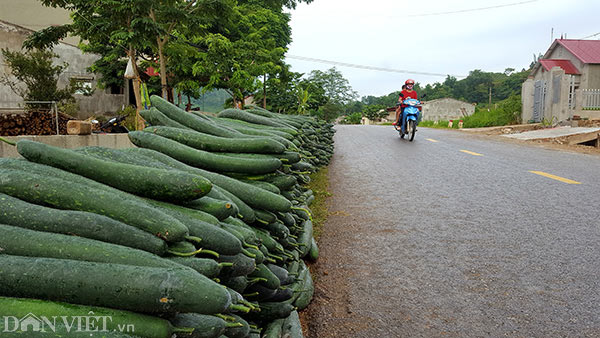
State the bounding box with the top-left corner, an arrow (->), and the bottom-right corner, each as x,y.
0,110 -> 74,136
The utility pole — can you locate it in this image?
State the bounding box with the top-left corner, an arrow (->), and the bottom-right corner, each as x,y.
489,87 -> 492,107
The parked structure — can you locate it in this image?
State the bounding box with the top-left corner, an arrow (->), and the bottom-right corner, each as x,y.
522,39 -> 600,123
0,1 -> 131,118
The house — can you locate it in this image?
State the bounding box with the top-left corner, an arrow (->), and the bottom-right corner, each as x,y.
522,39 -> 600,123
0,0 -> 132,118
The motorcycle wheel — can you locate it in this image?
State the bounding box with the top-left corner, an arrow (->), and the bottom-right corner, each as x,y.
408,120 -> 416,142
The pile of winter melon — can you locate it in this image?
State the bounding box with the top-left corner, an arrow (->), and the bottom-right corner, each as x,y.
0,95 -> 334,338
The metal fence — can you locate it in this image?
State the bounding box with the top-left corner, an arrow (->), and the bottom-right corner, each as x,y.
582,89 -> 600,109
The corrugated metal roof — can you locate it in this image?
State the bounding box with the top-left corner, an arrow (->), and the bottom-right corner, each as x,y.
557,39 -> 600,64
539,59 -> 580,74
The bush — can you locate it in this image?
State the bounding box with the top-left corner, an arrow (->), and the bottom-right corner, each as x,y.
462,95 -> 521,128
57,102 -> 80,117
341,112 -> 362,124
117,105 -> 138,131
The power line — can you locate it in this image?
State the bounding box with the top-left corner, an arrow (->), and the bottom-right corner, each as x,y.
402,0 -> 538,18
581,32 -> 600,39
286,55 -> 466,78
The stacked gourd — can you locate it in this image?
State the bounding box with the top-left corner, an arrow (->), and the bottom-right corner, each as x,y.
0,95 -> 334,338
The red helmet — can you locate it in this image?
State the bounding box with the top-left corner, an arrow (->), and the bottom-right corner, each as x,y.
405,79 -> 415,85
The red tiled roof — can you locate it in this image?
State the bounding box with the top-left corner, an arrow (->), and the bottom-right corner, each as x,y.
539,59 -> 580,74
557,39 -> 600,64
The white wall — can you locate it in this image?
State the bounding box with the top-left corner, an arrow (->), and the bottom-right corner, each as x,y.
422,98 -> 475,121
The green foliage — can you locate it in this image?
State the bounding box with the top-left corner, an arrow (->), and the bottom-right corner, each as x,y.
238,0 -> 314,10
419,120 -> 457,129
57,102 -> 80,116
306,167 -> 330,241
462,95 -> 522,128
418,94 -> 522,129
192,3 -> 291,106
0,48 -> 77,105
540,116 -> 558,128
27,0 -> 316,111
341,112 -> 362,125
361,91 -> 399,107
253,65 -> 301,113
314,101 -> 343,122
362,104 -> 387,121
30,0 -> 161,90
117,105 -> 139,131
176,88 -> 230,113
417,69 -> 529,104
306,68 -> 358,106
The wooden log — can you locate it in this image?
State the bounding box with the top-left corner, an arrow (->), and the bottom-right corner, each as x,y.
67,120 -> 92,135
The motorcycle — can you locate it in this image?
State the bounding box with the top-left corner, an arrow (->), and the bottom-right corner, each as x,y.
92,115 -> 129,133
394,95 -> 423,142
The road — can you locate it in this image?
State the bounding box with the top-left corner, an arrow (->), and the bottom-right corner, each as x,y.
305,125 -> 600,337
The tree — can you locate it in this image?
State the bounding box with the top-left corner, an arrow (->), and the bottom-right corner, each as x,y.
191,4 -> 291,107
252,65 -> 301,113
316,101 -> 342,122
307,68 -> 358,106
26,0 -> 235,104
362,104 -> 387,121
238,0 -> 314,10
26,0 -> 163,119
0,48 -> 78,105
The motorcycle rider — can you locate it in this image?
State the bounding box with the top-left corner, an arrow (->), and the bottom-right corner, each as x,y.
393,79 -> 418,131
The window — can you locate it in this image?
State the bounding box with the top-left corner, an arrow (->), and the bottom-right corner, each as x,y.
70,77 -> 94,96
109,83 -> 124,95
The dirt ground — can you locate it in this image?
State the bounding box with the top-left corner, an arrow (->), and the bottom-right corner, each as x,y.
298,125 -> 600,337
467,126 -> 600,156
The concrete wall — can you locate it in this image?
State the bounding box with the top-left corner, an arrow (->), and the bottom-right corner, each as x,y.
546,68 -> 572,122
0,0 -> 78,46
0,21 -> 127,118
585,64 -> 600,89
0,134 -> 135,158
521,78 -> 535,123
422,98 -> 475,121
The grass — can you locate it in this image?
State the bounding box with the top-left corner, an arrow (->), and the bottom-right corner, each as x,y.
419,120 -> 459,129
306,167 -> 331,241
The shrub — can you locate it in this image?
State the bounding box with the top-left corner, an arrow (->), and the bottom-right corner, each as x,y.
341,112 -> 362,124
117,105 -> 138,131
462,95 -> 521,128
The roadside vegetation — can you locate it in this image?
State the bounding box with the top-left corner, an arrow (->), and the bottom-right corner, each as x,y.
306,168 -> 331,240
420,94 -> 522,129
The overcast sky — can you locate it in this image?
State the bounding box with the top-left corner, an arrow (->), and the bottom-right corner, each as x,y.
284,0 -> 600,98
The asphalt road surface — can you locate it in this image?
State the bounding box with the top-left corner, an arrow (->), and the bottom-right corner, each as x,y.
306,125 -> 600,338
